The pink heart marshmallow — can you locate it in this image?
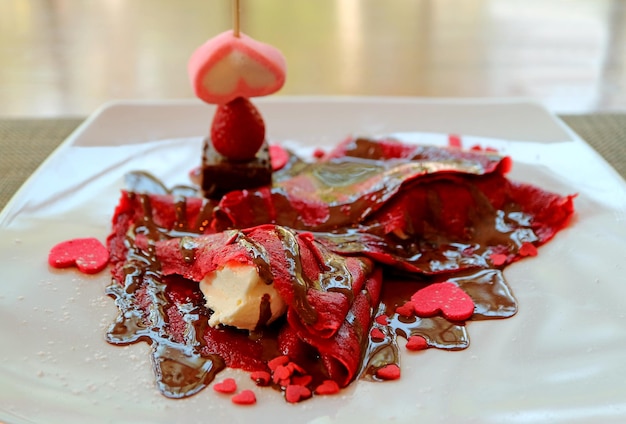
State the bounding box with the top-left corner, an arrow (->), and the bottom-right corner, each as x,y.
188,30 -> 286,105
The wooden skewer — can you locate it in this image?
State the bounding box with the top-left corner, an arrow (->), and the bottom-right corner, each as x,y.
232,0 -> 240,37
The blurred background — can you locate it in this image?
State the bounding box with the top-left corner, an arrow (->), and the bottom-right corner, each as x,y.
1,0 -> 625,117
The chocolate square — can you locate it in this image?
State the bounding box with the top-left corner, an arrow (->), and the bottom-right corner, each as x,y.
200,137 -> 273,199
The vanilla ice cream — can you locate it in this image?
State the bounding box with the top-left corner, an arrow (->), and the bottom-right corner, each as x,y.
200,262 -> 287,331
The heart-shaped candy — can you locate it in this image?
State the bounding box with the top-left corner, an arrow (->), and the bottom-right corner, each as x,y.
189,30 -> 286,105
314,380 -> 340,395
375,364 -> 401,381
48,237 -> 109,274
213,377 -> 237,394
285,384 -> 312,403
405,335 -> 429,351
411,281 -> 475,321
231,389 -> 256,405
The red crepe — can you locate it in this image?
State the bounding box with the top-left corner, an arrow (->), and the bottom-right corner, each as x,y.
212,138 -> 512,233
105,137 -> 575,397
211,138 -> 574,274
155,225 -> 382,386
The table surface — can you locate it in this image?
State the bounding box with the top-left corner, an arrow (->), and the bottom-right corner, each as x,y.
1,113 -> 625,212
1,0 -> 626,117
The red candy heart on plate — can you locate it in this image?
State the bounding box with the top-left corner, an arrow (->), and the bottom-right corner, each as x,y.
231,389 -> 256,405
285,384 -> 312,403
405,335 -> 429,351
314,380 -> 340,395
375,364 -> 401,381
411,281 -> 475,321
48,237 -> 109,274
213,378 -> 237,394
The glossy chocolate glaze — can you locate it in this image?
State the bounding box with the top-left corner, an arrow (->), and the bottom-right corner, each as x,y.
360,268 -> 517,379
201,137 -> 272,199
105,192 -> 226,398
107,143 -> 523,398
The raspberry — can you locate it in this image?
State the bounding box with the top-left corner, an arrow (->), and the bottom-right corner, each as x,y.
210,97 -> 265,161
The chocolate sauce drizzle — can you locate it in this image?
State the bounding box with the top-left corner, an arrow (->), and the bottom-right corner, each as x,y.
105,192 -> 225,398
106,163 -> 520,398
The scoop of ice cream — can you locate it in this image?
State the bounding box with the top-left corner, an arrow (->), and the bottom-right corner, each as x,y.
200,262 -> 286,331
188,30 -> 286,105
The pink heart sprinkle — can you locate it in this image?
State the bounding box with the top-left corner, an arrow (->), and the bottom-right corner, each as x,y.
411,281 -> 475,321
285,384 -> 312,403
406,335 -> 429,351
213,377 -> 237,394
48,237 -> 109,274
231,389 -> 256,405
375,364 -> 401,381
314,380 -> 340,395
519,242 -> 538,257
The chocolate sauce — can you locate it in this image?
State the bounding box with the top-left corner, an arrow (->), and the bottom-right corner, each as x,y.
125,170 -> 199,198
234,232 -> 275,285
106,262 -> 226,398
274,226 -> 319,324
105,198 -> 226,398
359,268 -> 517,379
105,141 -> 535,399
256,294 -> 273,330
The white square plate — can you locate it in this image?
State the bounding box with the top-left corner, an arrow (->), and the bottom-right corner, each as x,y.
2,97 -> 626,424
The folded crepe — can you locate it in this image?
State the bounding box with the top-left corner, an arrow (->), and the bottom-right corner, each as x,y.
212,137 -> 575,274
154,225 -> 382,387
105,137 -> 575,394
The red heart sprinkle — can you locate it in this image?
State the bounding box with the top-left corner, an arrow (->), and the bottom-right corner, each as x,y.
272,364 -> 293,384
277,378 -> 290,387
375,364 -> 401,381
291,374 -> 313,387
231,389 -> 256,405
48,237 -> 109,274
250,371 -> 271,386
269,144 -> 289,171
448,134 -> 462,148
375,314 -> 389,325
314,380 -> 340,395
268,355 -> 290,371
406,335 -> 429,351
395,302 -> 415,317
213,377 -> 237,394
370,328 -> 385,341
411,282 -> 475,321
489,253 -> 508,266
519,242 -> 538,257
285,384 -> 312,403
286,361 -> 306,374
313,148 -> 325,159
